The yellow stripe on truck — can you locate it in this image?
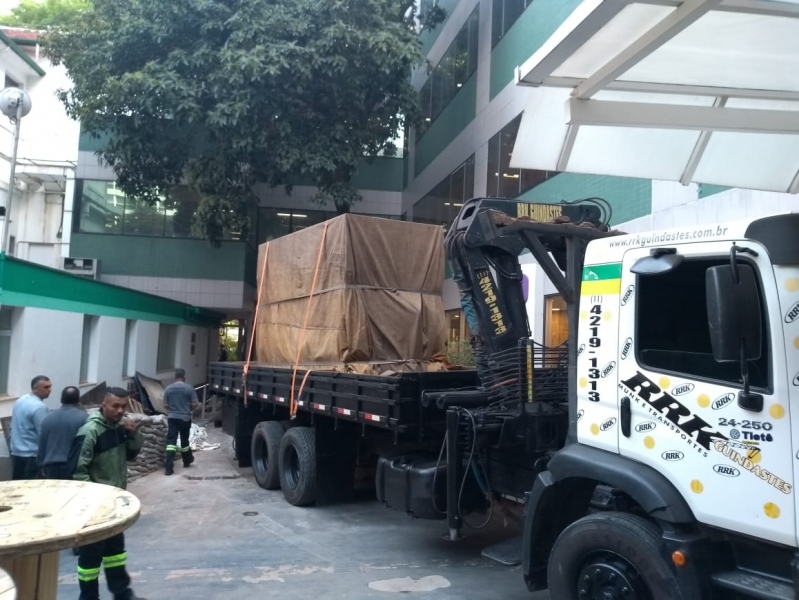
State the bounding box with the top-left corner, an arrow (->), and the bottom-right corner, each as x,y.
581,279 -> 622,296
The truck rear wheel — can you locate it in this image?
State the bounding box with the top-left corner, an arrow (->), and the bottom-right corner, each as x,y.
279,426 -> 316,506
547,512 -> 682,600
251,421 -> 284,490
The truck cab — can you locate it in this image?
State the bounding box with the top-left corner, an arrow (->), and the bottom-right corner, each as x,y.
524,213 -> 799,599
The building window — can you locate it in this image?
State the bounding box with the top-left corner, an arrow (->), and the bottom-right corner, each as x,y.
156,324 -> 178,372
418,7 -> 480,138
73,180 -> 243,241
491,0 -> 533,48
636,258 -> 770,389
256,208 -> 337,245
0,307 -> 12,395
543,295 -> 568,348
190,331 -> 196,356
409,155 -> 475,230
123,319 -> 136,377
80,315 -> 98,384
486,114 -> 556,199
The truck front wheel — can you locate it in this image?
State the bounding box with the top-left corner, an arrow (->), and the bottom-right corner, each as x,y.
251,421 -> 284,490
279,426 -> 316,506
548,512 -> 682,600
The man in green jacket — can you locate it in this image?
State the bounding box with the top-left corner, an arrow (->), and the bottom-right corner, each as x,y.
73,387 -> 146,600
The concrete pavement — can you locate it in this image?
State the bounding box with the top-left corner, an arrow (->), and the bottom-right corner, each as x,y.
57,425 -> 550,599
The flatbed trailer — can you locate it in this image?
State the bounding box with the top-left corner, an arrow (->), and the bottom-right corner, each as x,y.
210,337 -> 568,519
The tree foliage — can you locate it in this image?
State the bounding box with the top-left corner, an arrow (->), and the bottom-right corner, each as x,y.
47,0 -> 445,243
0,0 -> 90,30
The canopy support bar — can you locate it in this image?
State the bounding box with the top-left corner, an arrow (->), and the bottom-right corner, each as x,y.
680,96 -> 726,185
558,125 -> 580,172
641,0 -> 799,19
574,0 -> 722,99
523,76 -> 799,103
566,98 -> 799,135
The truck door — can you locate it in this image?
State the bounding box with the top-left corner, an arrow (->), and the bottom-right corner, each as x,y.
617,241 -> 794,547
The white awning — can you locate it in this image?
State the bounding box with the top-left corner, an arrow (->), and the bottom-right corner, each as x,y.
510,0 -> 799,193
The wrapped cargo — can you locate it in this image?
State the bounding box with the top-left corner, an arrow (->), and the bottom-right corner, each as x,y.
255,214 -> 447,365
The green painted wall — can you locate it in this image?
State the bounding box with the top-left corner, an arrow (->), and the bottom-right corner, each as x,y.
352,158 -> 404,192
517,173 -> 652,225
0,256 -> 221,326
414,75 -> 477,176
420,0 -> 462,56
70,234 -> 257,285
490,0 -> 582,100
698,184 -> 730,199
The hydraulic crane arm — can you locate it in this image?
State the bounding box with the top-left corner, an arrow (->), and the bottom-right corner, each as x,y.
445,197 -> 619,357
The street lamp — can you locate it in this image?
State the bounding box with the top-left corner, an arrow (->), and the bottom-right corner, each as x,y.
0,87 -> 31,256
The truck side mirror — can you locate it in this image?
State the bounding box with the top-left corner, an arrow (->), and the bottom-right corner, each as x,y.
706,261 -> 763,411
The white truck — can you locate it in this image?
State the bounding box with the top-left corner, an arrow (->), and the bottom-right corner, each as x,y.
213,199 -> 799,599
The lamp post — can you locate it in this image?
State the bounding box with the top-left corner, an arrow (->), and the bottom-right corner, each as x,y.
0,87 -> 32,256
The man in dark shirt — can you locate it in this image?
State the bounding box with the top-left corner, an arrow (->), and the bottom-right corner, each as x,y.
163,368 -> 199,476
38,386 -> 87,479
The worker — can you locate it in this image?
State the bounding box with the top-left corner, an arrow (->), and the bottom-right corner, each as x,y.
163,368 -> 199,476
9,375 -> 52,480
38,386 -> 88,479
73,387 -> 145,600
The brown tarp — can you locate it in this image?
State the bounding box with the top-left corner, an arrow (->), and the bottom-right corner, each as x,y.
255,214 -> 447,364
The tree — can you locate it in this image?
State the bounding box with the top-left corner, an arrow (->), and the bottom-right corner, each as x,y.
47,0 -> 445,243
0,0 -> 89,30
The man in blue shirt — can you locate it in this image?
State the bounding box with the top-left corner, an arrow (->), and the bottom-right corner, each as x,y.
10,375 -> 52,479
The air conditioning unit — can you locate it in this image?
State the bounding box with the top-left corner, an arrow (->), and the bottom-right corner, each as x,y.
62,257 -> 100,280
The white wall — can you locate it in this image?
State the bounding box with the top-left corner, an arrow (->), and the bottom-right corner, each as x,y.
619,182 -> 799,235
0,308 -> 214,417
132,320 -> 159,379
88,316 -> 126,386
0,38 -> 79,267
175,325 -> 212,385
6,307 -> 82,408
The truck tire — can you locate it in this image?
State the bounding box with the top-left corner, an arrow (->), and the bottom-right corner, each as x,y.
279,426 -> 316,506
548,512 -> 683,600
280,419 -> 296,431
251,421 -> 284,490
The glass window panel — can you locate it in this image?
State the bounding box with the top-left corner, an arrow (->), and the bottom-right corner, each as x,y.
123,194 -> 166,236
450,164 -> 465,205
79,181 -> 123,234
165,186 -> 202,238
452,27 -> 469,91
291,209 -> 333,233
467,9 -> 479,77
258,208 -> 291,243
440,53 -> 456,110
499,116 -> 522,197
431,69 -> 445,121
465,155 -> 475,201
491,0 -> 504,47
486,132 -> 500,197
503,0 -> 526,36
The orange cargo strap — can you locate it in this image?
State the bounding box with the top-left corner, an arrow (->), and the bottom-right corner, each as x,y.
290,221 -> 329,417
243,242 -> 270,406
